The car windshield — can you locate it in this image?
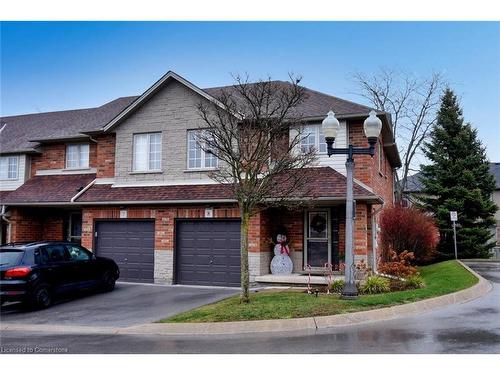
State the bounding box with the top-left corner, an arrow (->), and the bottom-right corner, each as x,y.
0,250 -> 24,267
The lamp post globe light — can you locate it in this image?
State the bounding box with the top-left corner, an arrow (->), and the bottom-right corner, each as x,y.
322,110 -> 382,299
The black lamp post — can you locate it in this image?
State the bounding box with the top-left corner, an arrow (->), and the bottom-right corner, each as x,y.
321,110 -> 382,299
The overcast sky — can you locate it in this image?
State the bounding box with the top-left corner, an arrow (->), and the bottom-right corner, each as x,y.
1,21 -> 499,162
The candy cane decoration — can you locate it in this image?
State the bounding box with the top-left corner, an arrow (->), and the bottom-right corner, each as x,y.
306,264 -> 312,294
324,262 -> 334,294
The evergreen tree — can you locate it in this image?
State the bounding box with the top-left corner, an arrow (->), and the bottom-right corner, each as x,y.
420,88 -> 497,258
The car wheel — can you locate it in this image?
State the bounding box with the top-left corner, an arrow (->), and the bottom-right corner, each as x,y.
101,270 -> 116,292
29,284 -> 52,309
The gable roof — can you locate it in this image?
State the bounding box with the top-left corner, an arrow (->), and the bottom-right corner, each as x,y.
490,162 -> 500,189
403,162 -> 500,193
101,71 -> 233,133
0,71 -> 396,162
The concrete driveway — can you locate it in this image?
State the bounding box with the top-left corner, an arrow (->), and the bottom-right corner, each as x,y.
0,283 -> 237,328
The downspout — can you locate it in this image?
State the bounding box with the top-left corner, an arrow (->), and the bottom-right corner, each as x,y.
371,205 -> 384,272
71,179 -> 96,203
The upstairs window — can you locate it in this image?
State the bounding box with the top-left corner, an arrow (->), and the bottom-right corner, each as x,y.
187,130 -> 218,169
133,132 -> 162,172
0,155 -> 19,180
300,125 -> 327,154
66,144 -> 89,169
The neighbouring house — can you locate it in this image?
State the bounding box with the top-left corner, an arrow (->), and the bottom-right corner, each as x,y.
0,71 -> 401,286
403,162 -> 500,258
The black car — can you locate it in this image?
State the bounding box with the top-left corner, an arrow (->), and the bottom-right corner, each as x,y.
0,241 -> 119,309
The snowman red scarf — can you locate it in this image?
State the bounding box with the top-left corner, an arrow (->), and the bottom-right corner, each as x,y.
278,237 -> 290,256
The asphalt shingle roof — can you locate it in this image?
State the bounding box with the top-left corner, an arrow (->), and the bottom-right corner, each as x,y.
490,162 -> 500,189
403,162 -> 500,193
75,167 -> 377,203
3,174 -> 96,203
1,79 -> 379,155
203,81 -> 378,119
0,97 -> 137,154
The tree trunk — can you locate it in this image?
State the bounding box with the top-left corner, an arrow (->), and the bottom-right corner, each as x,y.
394,174 -> 403,204
240,209 -> 251,303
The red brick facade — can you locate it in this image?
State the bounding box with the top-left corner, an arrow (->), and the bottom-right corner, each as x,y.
95,134 -> 116,178
348,119 -> 395,265
7,120 -> 395,280
348,120 -> 394,206
30,142 -> 97,177
81,204 -> 271,254
9,208 -> 65,243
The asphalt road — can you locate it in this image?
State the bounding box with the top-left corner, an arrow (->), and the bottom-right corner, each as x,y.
1,261 -> 499,354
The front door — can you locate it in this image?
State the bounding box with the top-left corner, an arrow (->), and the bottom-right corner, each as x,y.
305,210 -> 330,268
67,212 -> 82,244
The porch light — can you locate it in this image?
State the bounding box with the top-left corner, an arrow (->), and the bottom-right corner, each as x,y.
321,110 -> 382,300
363,110 -> 382,146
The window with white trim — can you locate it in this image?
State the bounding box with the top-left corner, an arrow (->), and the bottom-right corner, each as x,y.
132,132 -> 162,172
300,125 -> 327,154
187,130 -> 218,169
0,155 -> 19,180
66,144 -> 89,169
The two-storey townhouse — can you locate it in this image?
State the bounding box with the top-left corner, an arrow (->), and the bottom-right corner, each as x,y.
1,71 -> 401,286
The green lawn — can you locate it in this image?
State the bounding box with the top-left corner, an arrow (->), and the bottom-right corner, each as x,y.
160,260 -> 478,323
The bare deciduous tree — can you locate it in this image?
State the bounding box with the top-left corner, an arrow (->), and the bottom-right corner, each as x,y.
197,75 -> 317,303
352,68 -> 444,201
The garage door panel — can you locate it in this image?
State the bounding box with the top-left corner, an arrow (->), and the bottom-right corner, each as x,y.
176,220 -> 241,287
96,220 -> 155,283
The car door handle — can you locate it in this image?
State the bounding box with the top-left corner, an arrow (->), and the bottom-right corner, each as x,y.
124,258 -> 128,261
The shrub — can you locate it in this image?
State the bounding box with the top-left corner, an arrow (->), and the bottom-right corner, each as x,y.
378,250 -> 419,278
379,205 -> 440,263
404,275 -> 425,289
360,276 -> 391,294
329,279 -> 344,294
389,279 -> 406,291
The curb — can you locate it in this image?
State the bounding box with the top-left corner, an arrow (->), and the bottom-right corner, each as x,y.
121,260 -> 492,336
1,261 -> 493,336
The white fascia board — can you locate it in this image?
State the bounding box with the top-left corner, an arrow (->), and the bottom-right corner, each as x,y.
94,178 -> 115,185
36,168 -> 97,176
110,179 -> 219,188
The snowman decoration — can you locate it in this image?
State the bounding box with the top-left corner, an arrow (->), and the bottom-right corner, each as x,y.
270,234 -> 293,275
